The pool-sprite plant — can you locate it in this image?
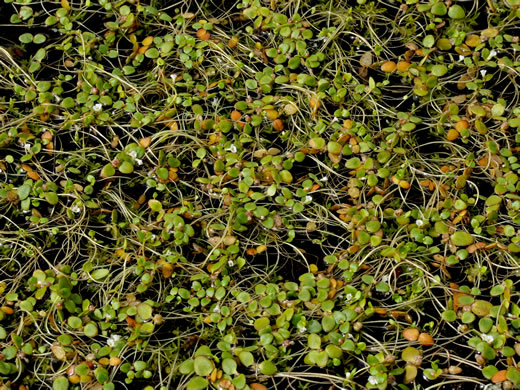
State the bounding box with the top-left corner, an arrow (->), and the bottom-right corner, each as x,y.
2,0 -> 520,388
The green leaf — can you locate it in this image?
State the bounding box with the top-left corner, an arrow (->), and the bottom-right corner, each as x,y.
186,377 -> 209,390
67,316 -> 82,329
490,285 -> 504,296
123,66 -> 135,75
148,199 -> 162,212
308,333 -> 321,349
423,35 -> 435,48
91,268 -> 110,281
193,356 -> 213,376
84,322 -> 98,337
254,317 -> 269,331
448,4 -> 465,19
431,2 -> 447,15
100,164 -> 115,178
238,351 -> 254,367
19,33 -> 33,43
95,367 -> 109,383
431,64 -> 448,77
222,358 -> 237,375
137,302 -> 153,319
145,48 -> 160,59
179,359 -> 194,374
33,34 -> 46,44
53,377 -> 69,390
61,97 -> 75,109
259,360 -> 277,375
450,231 -> 473,246
119,161 -> 134,174
45,192 -> 59,205
17,184 -> 31,201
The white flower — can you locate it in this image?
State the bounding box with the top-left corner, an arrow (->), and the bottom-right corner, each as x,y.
458,55 -> 465,62
487,49 -> 497,59
320,176 -> 328,182
135,158 -> 143,166
129,150 -> 138,158
480,69 -> 487,77
170,74 -> 177,82
305,195 -> 313,203
107,334 -> 121,347
368,376 -> 379,385
229,144 -> 237,153
93,103 -> 102,112
24,143 -> 31,152
227,260 -> 234,267
345,293 -> 353,301
416,219 -> 424,227
213,305 -> 220,313
481,333 -> 494,344
71,204 -> 81,214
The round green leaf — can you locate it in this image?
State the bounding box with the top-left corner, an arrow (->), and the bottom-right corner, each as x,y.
423,35 -> 435,48
119,161 -> 134,174
238,351 -> 254,367
137,302 -> 153,319
84,322 -> 98,337
431,65 -> 448,77
448,5 -> 465,19
101,164 -> 115,178
53,377 -> 69,390
222,358 -> 237,375
67,316 -> 82,329
19,33 -> 33,43
431,2 -> 447,15
33,34 -> 46,44
91,268 -> 110,281
145,48 -> 160,59
187,376 -> 209,390
179,359 -> 194,375
259,360 -> 277,375
193,356 -> 213,376
450,231 -> 474,246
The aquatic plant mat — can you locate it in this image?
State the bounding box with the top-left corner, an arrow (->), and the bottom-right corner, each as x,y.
1,0 -> 520,389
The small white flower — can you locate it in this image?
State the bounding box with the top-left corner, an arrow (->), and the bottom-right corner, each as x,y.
135,158 -> 143,166
213,305 -> 220,313
345,293 -> 353,301
488,49 -> 497,59
480,69 -> 487,77
170,74 -> 177,82
129,150 -> 138,158
71,205 -> 81,214
305,195 -> 313,203
368,376 -> 379,385
93,103 -> 102,112
227,260 -> 234,267
320,176 -> 328,182
458,55 -> 465,62
229,144 -> 237,153
331,117 -> 339,123
107,334 -> 121,347
416,219 -> 424,227
481,333 -> 494,344
24,143 -> 31,152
